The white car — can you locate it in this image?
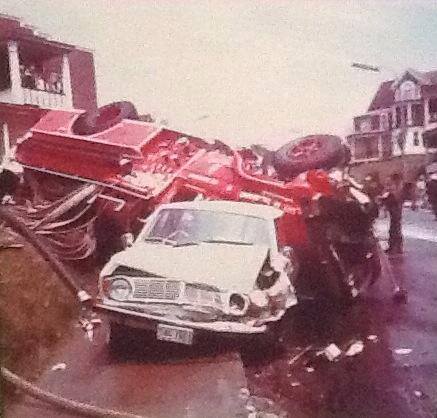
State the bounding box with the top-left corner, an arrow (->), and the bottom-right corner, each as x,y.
95,200 -> 298,348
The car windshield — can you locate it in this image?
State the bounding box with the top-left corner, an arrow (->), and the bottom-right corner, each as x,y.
140,208 -> 272,247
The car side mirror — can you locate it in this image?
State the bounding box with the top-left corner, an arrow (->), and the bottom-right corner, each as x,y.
121,232 -> 134,249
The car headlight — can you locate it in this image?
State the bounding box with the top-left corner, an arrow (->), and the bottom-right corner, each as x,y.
228,293 -> 249,316
108,278 -> 132,301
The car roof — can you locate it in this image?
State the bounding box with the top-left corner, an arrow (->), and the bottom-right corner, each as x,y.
157,200 -> 283,220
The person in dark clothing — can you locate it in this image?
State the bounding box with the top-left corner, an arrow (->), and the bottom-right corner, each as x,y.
382,173 -> 404,255
427,173 -> 437,220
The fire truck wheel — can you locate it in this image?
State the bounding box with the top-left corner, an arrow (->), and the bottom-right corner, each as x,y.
72,101 -> 139,135
0,169 -> 20,199
272,135 -> 345,179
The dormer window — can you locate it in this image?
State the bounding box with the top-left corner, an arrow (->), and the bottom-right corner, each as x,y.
395,80 -> 420,101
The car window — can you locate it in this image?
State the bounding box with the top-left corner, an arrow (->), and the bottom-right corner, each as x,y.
142,208 -> 272,246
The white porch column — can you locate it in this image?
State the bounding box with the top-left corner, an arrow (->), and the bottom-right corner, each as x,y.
377,135 -> 383,159
62,54 -> 73,108
7,40 -> 23,104
424,98 -> 430,127
1,122 -> 10,163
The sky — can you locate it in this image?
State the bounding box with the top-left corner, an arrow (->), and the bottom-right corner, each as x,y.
2,1 -> 437,149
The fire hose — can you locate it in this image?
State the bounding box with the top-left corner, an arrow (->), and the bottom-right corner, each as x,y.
0,206 -> 148,418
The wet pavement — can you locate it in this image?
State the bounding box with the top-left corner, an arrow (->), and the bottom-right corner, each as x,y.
6,209 -> 437,418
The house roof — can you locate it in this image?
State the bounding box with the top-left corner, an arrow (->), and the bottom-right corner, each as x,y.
368,69 -> 437,111
0,14 -> 76,55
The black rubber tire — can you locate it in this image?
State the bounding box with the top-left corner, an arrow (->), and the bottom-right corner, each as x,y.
107,322 -> 129,355
273,135 -> 345,179
72,101 -> 139,136
0,169 -> 20,199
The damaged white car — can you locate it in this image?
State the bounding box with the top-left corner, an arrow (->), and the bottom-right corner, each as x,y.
95,200 -> 299,347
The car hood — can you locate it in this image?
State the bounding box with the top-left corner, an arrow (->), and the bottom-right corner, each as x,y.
102,242 -> 270,293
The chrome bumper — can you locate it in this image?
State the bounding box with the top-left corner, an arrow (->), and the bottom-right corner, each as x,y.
94,303 -> 267,334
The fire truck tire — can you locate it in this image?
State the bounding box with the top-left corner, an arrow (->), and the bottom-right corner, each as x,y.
94,216 -> 124,263
72,101 -> 139,136
272,135 -> 345,179
0,169 -> 20,199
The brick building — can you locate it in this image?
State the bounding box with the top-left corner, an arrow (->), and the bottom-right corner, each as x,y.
347,68 -> 437,182
0,14 -> 97,162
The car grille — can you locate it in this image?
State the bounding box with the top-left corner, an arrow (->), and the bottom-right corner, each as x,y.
132,278 -> 182,301
184,284 -> 222,307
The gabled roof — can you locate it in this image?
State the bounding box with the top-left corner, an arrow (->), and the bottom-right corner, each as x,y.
368,80 -> 395,111
368,69 -> 437,111
0,14 -> 76,55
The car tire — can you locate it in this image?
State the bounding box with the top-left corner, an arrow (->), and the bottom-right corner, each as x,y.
240,323 -> 285,365
72,101 -> 139,136
272,135 -> 345,179
107,322 -> 129,355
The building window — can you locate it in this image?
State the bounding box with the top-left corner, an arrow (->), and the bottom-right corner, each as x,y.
411,103 -> 424,126
429,98 -> 437,122
0,45 -> 11,91
388,112 -> 393,129
354,136 -> 379,160
413,132 -> 420,146
398,80 -> 420,101
381,134 -> 392,159
371,115 -> 380,130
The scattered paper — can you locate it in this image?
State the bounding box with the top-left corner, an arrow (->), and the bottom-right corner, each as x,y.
305,367 -> 315,373
290,382 -> 301,387
367,335 -> 378,342
345,341 -> 364,357
51,362 -> 66,371
414,390 -> 423,399
324,343 -> 342,361
394,348 -> 412,355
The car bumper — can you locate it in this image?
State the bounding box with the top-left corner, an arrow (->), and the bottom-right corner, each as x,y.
94,303 -> 267,334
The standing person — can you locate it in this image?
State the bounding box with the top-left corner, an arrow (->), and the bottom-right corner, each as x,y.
382,173 -> 404,255
416,175 -> 427,209
427,173 -> 437,220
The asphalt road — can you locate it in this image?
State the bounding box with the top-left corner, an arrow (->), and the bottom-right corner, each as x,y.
6,209 -> 437,418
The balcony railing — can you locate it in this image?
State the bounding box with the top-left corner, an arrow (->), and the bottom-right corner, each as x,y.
22,87 -> 67,109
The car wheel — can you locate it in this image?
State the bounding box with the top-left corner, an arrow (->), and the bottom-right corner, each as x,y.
72,101 -> 139,136
272,135 -> 346,179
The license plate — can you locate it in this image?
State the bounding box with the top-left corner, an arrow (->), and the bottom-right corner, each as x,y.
156,324 -> 194,345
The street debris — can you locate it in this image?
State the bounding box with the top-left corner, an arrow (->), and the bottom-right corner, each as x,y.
287,345 -> 313,366
239,388 -> 250,399
394,348 -> 412,355
50,362 -> 67,371
323,343 -> 342,361
414,390 -> 424,399
367,335 -> 378,342
290,382 -> 301,387
305,366 -> 315,373
0,243 -> 24,250
78,316 -> 102,342
345,340 -> 364,357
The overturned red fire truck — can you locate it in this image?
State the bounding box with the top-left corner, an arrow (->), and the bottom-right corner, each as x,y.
2,101 -> 382,305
